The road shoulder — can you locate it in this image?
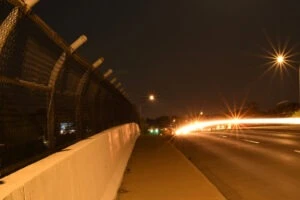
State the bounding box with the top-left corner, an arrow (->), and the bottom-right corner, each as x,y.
117,135 -> 226,200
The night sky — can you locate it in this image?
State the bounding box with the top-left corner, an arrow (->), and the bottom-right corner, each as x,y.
35,0 -> 300,117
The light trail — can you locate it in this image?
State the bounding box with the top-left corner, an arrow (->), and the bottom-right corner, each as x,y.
175,117 -> 300,135
242,139 -> 260,144
294,150 -> 300,154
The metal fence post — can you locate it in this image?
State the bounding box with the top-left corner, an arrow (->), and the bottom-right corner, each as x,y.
0,0 -> 139,176
23,0 -> 39,12
110,77 -> 117,84
103,69 -> 113,79
46,35 -> 87,148
75,57 -> 104,138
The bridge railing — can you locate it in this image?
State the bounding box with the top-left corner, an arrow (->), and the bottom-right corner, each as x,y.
0,0 -> 139,176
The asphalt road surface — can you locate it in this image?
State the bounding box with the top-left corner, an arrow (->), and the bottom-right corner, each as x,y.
173,126 -> 300,200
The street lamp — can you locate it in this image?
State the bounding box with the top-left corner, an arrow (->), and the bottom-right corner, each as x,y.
149,94 -> 155,101
276,55 -> 285,65
139,94 -> 156,117
275,55 -> 300,105
138,94 -> 156,133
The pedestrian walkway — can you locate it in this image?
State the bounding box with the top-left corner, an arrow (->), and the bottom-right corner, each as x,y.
118,135 -> 225,200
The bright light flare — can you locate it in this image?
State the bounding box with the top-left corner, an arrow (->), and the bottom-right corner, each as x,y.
261,35 -> 296,80
276,55 -> 285,64
149,94 -> 155,101
175,117 -> 300,135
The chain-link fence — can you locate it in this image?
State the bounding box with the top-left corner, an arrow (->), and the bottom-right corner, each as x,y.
0,0 -> 139,177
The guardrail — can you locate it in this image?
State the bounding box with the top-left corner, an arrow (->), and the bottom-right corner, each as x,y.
0,0 -> 139,177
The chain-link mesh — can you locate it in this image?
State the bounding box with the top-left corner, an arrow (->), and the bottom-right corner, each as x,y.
82,76 -> 100,135
22,35 -> 62,85
0,1 -> 139,176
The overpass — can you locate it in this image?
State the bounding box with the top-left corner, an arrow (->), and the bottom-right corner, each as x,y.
0,1 -> 225,199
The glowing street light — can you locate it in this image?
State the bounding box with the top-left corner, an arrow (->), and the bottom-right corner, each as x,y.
276,55 -> 285,65
149,94 -> 155,101
139,93 -> 157,117
262,38 -> 300,107
274,54 -> 300,105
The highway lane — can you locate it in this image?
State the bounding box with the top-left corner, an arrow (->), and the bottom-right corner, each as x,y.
173,127 -> 300,200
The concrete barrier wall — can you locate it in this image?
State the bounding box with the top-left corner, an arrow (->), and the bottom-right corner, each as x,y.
0,123 -> 140,200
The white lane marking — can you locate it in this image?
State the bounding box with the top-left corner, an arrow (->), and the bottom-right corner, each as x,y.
222,135 -> 228,138
294,150 -> 300,154
242,139 -> 260,144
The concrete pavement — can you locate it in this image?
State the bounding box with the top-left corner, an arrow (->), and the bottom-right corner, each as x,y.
174,129 -> 300,200
118,135 -> 225,200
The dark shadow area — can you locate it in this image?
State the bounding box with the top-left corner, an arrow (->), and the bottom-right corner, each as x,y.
83,137 -> 94,140
58,148 -> 71,152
